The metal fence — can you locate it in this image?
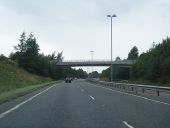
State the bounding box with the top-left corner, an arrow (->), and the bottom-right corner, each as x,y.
87,79 -> 170,98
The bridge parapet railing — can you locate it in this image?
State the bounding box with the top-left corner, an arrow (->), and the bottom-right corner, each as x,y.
62,59 -> 111,62
87,79 -> 170,98
61,59 -> 135,63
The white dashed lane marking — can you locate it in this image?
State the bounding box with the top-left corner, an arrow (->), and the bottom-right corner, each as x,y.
123,121 -> 135,128
90,95 -> 95,100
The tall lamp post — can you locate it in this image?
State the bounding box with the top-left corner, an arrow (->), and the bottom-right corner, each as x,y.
107,14 -> 117,82
90,51 -> 94,78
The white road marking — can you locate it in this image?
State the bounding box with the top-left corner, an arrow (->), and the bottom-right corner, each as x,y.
123,121 -> 135,128
90,95 -> 95,100
87,83 -> 170,106
0,84 -> 56,119
81,89 -> 84,92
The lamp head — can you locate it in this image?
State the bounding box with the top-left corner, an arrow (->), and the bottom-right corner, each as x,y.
107,14 -> 117,18
112,14 -> 117,17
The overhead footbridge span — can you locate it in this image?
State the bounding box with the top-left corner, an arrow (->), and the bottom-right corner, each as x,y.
55,60 -> 135,67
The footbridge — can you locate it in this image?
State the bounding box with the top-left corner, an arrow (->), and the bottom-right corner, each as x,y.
56,60 -> 135,67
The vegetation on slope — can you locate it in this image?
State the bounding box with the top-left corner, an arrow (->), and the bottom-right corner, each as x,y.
10,32 -> 88,80
131,37 -> 170,84
0,32 -> 89,103
100,37 -> 170,86
0,55 -> 52,94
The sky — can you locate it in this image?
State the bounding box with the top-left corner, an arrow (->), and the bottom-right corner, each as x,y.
0,0 -> 170,72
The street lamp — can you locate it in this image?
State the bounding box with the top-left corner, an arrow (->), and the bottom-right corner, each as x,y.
90,51 -> 94,78
107,14 -> 117,82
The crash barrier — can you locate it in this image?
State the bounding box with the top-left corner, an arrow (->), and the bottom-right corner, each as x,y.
87,79 -> 170,97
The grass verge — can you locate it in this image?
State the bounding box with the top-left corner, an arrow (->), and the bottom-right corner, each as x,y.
0,81 -> 61,104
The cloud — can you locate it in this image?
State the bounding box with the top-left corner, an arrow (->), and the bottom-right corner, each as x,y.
0,0 -> 170,62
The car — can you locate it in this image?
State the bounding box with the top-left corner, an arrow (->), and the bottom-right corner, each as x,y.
65,77 -> 71,83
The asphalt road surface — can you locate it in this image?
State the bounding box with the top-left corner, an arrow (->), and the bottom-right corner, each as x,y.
0,79 -> 170,128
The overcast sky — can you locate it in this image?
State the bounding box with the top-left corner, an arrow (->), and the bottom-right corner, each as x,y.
0,0 -> 170,72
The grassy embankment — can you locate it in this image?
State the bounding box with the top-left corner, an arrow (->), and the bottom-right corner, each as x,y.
0,57 -> 59,104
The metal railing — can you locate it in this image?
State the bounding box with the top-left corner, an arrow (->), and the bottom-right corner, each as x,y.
87,79 -> 170,98
62,59 -> 134,63
63,59 -> 111,62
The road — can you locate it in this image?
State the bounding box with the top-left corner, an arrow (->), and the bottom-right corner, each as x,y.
0,79 -> 170,128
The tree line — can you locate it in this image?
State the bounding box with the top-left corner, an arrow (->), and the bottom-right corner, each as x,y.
100,37 -> 170,84
9,32 -> 88,80
131,37 -> 170,84
9,32 -> 170,83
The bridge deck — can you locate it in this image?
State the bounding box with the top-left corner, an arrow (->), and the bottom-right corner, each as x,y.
56,60 -> 135,67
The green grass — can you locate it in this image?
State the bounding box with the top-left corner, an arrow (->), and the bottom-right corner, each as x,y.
0,58 -> 51,92
0,57 -> 61,104
0,81 -> 60,104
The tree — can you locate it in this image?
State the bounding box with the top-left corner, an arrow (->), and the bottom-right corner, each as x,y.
130,37 -> 170,83
13,32 -> 27,66
25,33 -> 39,57
76,68 -> 88,78
11,32 -> 88,80
47,52 -> 57,60
100,67 -> 110,81
14,32 -> 26,54
21,33 -> 40,73
56,52 -> 64,62
160,57 -> 170,83
90,71 -> 99,78
115,56 -> 121,62
127,46 -> 139,60
48,51 -> 65,79
12,32 -> 40,74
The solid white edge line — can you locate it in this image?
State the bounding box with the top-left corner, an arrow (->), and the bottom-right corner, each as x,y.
90,95 -> 95,100
87,83 -> 170,106
0,84 -> 56,119
123,121 -> 135,128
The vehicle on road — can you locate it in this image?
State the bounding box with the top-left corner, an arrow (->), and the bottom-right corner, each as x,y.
65,77 -> 72,83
